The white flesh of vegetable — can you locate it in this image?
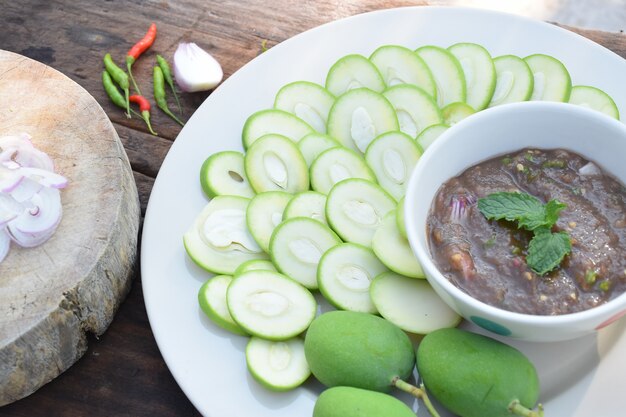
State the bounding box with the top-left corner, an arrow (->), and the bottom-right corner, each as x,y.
317,243 -> 389,313
226,270 -> 317,340
310,147 -> 375,195
370,272 -> 461,334
270,217 -> 341,289
371,211 -> 424,278
246,336 -> 310,390
282,191 -> 328,225
246,191 -> 292,253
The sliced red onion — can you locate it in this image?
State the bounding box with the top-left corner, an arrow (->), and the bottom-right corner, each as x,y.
0,166 -> 24,193
0,194 -> 23,227
1,134 -> 55,171
578,162 -> 601,176
449,194 -> 477,222
173,42 -> 223,92
0,228 -> 10,263
9,177 -> 44,203
10,186 -> 62,235
16,166 -> 68,188
0,133 -> 34,151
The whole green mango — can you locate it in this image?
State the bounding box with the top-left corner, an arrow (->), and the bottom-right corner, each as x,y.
304,311 -> 415,392
417,328 -> 543,417
313,386 -> 415,417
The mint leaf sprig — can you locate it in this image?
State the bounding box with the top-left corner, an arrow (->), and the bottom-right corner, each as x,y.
477,192 -> 571,275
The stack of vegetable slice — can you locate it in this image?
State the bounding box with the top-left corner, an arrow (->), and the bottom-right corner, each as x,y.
183,41 -> 619,392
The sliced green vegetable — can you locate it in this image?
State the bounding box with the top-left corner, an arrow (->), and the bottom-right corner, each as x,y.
382,83 -> 442,139
242,109 -> 314,149
568,85 -> 620,120
310,146 -> 376,195
524,54 -> 572,102
416,123 -> 449,151
442,102 -> 476,126
282,191 -> 328,225
246,336 -> 311,391
274,81 -> 336,133
198,275 -> 248,336
325,54 -> 386,96
246,191 -> 292,253
371,212 -> 424,278
488,55 -> 533,107
199,150 -> 255,199
297,132 -> 341,166
448,42 -> 496,111
416,45 -> 466,107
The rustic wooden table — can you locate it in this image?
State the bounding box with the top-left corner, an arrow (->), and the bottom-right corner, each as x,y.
1,1 -> 625,415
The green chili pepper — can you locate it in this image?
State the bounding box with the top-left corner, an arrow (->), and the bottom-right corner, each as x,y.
103,53 -> 131,116
102,71 -> 140,118
153,66 -> 185,127
156,54 -> 182,114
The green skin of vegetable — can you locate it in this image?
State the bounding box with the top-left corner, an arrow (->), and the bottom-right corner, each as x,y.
156,54 -> 182,113
102,71 -> 140,119
417,328 -> 544,417
313,386 -> 416,417
153,66 -> 185,126
304,311 -> 441,417
103,53 -> 130,116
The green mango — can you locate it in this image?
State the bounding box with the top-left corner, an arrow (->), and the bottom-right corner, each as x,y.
313,386 -> 415,417
417,328 -> 542,417
304,310 -> 415,392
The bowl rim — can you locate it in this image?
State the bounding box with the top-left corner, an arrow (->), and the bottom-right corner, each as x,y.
405,101 -> 626,327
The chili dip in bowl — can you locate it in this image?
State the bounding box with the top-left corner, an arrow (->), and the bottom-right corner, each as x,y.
405,101 -> 626,342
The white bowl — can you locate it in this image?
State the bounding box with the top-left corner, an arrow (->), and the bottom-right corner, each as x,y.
405,102 -> 626,342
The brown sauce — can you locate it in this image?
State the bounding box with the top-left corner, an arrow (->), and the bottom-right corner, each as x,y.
427,148 -> 626,315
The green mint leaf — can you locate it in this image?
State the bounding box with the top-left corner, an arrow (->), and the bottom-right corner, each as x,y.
526,231 -> 572,275
477,192 -> 545,227
544,199 -> 567,228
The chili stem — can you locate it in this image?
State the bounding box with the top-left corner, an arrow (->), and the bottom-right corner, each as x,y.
127,59 -> 143,96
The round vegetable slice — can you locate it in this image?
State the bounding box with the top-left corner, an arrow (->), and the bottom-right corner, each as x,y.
244,133 -> 309,194
524,53 -> 572,102
488,55 -> 534,107
226,269 -> 317,340
396,196 -> 407,240
448,42 -> 496,111
382,84 -> 442,139
297,132 -> 340,167
442,102 -> 476,126
416,123 -> 449,151
183,196 -> 268,275
325,54 -> 386,97
274,81 -> 336,133
326,178 -> 396,247
198,275 -> 247,336
234,259 -> 277,275
317,243 -> 388,313
283,191 -> 328,225
370,272 -> 461,334
568,85 -> 620,119
242,109 -> 314,149
310,147 -> 376,195
371,211 -> 424,278
246,191 -> 293,253
246,336 -> 311,391
416,45 -> 466,107
369,44 -> 437,98
364,131 -> 422,201
199,150 -> 255,198
327,88 -> 399,153
270,217 -> 342,289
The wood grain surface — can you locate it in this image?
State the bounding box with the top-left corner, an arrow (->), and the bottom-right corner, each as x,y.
0,0 -> 625,415
0,50 -> 139,406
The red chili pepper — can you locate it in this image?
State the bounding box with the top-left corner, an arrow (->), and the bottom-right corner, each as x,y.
129,94 -> 157,135
126,23 -> 157,95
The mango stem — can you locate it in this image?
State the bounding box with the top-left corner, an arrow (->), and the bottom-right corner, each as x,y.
508,400 -> 544,417
392,378 -> 441,417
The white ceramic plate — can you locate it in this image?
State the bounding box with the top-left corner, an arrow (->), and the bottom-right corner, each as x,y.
141,6 -> 626,417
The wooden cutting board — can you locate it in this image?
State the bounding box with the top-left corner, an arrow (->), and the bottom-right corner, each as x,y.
0,50 -> 140,405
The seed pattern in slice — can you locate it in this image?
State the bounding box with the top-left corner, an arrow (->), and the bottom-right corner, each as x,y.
488,55 -> 534,107
382,84 -> 442,139
246,336 -> 311,391
246,191 -> 293,253
325,54 -> 386,97
297,132 -> 341,167
227,270 -> 317,340
448,42 -> 496,111
327,88 -> 399,153
369,44 -> 437,99
317,242 -> 388,313
198,275 -> 248,336
274,81 -> 336,133
183,196 -> 268,275
310,147 -> 376,195
364,131 -> 422,201
270,217 -> 342,289
524,54 -> 572,102
199,151 -> 255,199
416,45 -> 467,108
242,109 -> 314,149
283,191 -> 328,225
244,134 -> 309,194
326,178 -> 396,248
